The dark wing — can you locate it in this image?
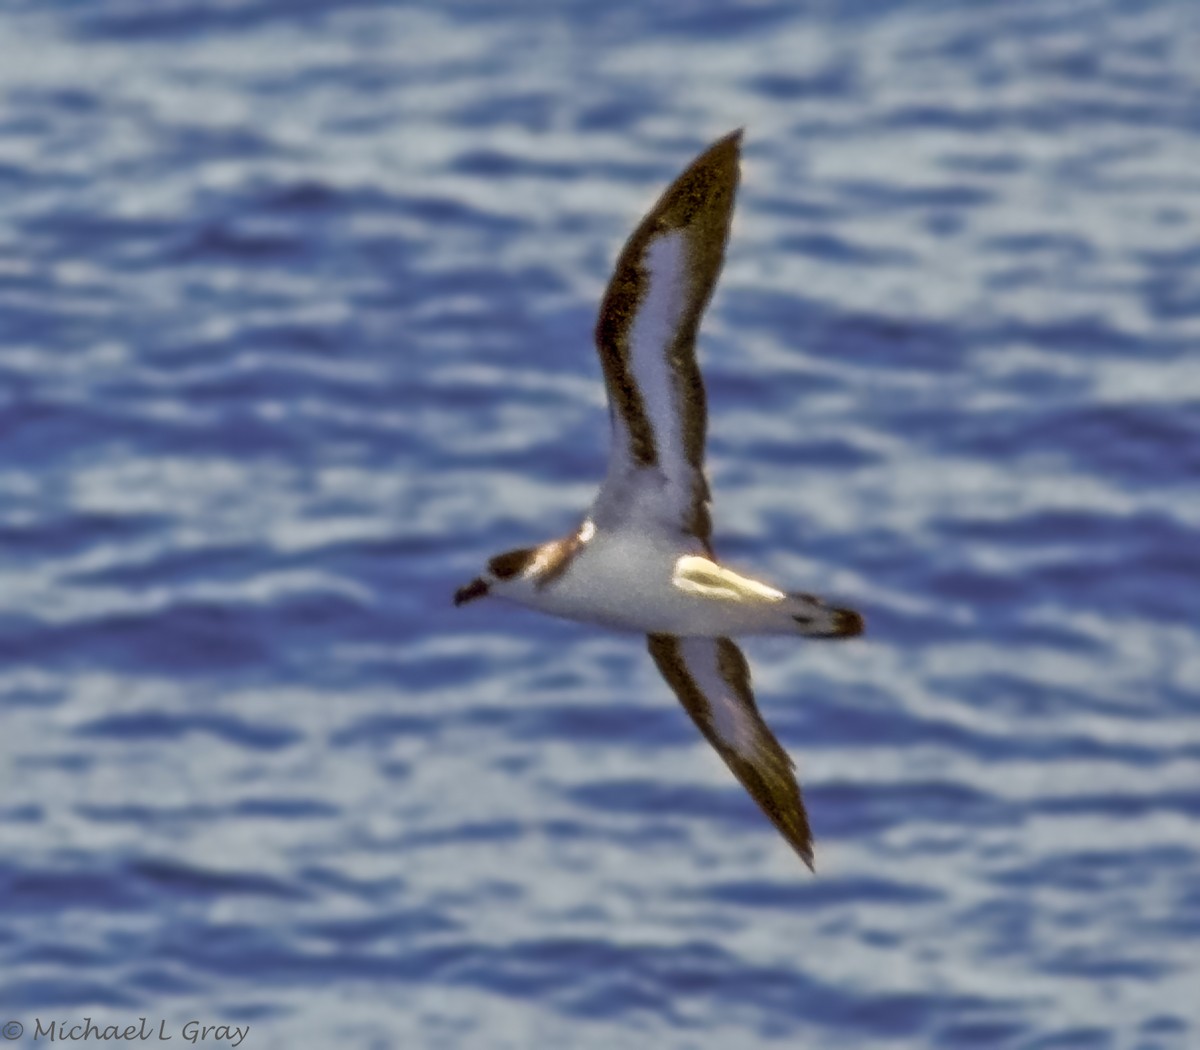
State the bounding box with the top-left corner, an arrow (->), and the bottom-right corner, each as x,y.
589,131 -> 741,548
648,633 -> 815,870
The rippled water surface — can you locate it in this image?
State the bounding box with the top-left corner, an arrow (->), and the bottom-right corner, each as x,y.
2,1 -> 1199,1047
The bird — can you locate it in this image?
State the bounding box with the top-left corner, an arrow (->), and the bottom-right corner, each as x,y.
454,130 -> 863,870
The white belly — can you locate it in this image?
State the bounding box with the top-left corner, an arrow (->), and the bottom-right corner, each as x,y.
505,530 -> 791,636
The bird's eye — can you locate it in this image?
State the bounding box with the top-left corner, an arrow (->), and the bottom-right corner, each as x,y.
488,546 -> 537,579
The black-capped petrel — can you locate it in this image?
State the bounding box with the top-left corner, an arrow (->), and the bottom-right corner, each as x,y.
455,130 -> 863,870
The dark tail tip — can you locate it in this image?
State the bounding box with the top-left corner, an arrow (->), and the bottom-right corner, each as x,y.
832,608 -> 865,638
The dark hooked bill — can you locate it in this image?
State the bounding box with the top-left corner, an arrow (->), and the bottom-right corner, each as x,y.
454,577 -> 489,606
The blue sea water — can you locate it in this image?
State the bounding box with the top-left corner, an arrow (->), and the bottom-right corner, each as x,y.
1,0 -> 1199,1047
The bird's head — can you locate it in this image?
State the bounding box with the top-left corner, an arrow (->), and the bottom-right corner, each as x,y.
453,545 -> 538,606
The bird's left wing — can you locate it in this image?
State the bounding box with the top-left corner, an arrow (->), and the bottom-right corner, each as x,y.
647,633 -> 815,869
589,131 -> 741,548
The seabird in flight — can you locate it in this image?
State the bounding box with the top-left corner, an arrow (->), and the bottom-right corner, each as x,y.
455,130 -> 863,869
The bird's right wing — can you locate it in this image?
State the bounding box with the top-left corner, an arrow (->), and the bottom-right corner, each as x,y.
647,633 -> 815,869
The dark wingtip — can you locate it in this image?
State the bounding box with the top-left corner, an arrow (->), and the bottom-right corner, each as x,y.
784,829 -> 815,872
453,577 -> 489,606
713,127 -> 744,156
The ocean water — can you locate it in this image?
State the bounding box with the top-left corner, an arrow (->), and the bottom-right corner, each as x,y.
1,1 -> 1198,1047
